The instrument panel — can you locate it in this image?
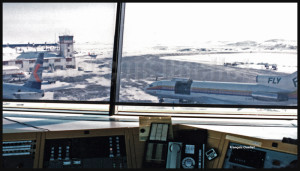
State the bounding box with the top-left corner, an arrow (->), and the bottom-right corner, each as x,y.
2,125 -> 298,169
43,136 -> 127,168
2,140 -> 36,168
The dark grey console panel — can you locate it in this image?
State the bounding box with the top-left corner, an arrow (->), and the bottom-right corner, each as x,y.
223,142 -> 297,169
43,135 -> 127,168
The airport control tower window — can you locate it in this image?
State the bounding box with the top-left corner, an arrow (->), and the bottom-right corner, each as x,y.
118,3 -> 297,107
3,3 -> 117,102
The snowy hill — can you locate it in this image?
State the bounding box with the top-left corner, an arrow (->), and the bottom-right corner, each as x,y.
214,39 -> 297,52
258,39 -> 297,51
226,40 -> 258,47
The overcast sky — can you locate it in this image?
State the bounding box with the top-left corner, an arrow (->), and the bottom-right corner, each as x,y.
124,3 -> 297,46
3,3 -> 117,44
3,3 -> 297,45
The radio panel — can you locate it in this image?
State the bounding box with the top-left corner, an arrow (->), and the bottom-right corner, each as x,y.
2,140 -> 36,168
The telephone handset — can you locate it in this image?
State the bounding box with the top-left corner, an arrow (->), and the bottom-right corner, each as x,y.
166,142 -> 182,168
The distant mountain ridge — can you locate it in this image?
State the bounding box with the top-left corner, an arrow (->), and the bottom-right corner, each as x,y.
225,39 -> 297,51
226,40 -> 258,46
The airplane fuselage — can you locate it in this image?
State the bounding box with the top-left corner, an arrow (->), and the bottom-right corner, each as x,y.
145,79 -> 297,105
3,82 -> 44,99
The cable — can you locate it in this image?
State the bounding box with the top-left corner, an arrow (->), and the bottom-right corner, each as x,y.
3,117 -> 50,132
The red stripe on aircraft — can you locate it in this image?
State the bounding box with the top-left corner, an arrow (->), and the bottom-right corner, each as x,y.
33,64 -> 41,82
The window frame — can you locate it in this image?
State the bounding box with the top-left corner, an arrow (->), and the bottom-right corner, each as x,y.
2,2 -> 118,111
2,2 -> 298,117
112,2 -> 298,111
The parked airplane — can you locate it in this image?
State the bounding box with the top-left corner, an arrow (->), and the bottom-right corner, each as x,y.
2,66 -> 29,82
144,71 -> 297,105
3,53 -> 45,99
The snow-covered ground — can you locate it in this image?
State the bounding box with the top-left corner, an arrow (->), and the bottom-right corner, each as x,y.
160,52 -> 297,74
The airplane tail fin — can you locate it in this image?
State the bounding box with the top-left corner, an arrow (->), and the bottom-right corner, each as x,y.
256,71 -> 297,91
24,53 -> 44,89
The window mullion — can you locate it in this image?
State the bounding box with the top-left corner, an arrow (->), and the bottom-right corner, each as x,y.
109,2 -> 126,116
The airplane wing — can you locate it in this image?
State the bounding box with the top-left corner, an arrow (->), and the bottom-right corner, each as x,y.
13,91 -> 44,99
42,85 -> 73,92
41,81 -> 73,92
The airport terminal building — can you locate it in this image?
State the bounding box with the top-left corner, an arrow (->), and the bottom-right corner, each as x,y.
2,35 -> 76,72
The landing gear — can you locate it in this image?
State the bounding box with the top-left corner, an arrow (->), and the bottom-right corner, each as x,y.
179,99 -> 194,104
159,98 -> 164,103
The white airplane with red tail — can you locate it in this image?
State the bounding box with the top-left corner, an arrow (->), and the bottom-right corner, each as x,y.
3,53 -> 45,99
